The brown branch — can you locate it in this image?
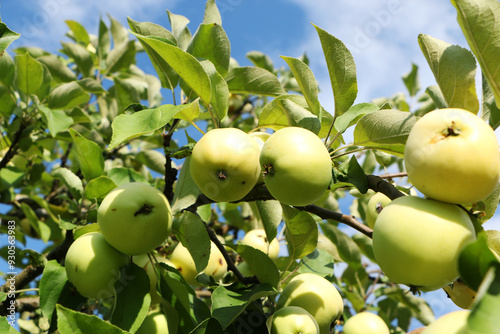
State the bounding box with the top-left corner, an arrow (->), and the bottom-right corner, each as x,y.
163,119 -> 181,202
0,119 -> 28,171
366,174 -> 406,200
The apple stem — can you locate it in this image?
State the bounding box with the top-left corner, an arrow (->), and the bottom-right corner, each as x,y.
262,163 -> 274,178
445,121 -> 461,137
217,170 -> 228,180
134,204 -> 154,216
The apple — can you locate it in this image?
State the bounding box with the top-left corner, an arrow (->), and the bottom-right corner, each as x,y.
342,312 -> 390,334
421,310 -> 470,334
275,273 -> 344,334
136,310 -> 170,334
443,279 -> 476,309
404,108 -> 500,204
190,128 -> 261,202
169,241 -> 227,285
65,232 -> 129,299
249,131 -> 271,184
132,253 -> 175,305
98,182 -> 172,255
270,306 -> 319,334
372,196 -> 476,291
260,127 -> 332,206
241,229 -> 280,260
365,192 -> 391,229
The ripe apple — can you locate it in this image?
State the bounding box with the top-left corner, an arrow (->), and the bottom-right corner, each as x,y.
404,108 -> 500,204
270,306 -> 319,334
365,192 -> 391,229
443,279 -> 476,309
275,273 -> 344,334
372,196 -> 476,291
97,182 -> 172,255
421,310 -> 470,334
241,229 -> 280,260
132,253 -> 175,305
136,310 -> 170,334
170,241 -> 227,285
342,312 -> 390,334
260,127 -> 332,206
190,128 -> 261,202
65,232 -> 129,299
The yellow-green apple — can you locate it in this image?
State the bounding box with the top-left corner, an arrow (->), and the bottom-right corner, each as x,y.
275,273 -> 343,334
260,127 -> 332,206
365,192 -> 391,229
342,312 -> 390,334
97,182 -> 172,255
372,196 -> 476,291
270,306 -> 319,334
65,232 -> 129,299
133,253 -> 175,304
443,279 -> 476,309
404,108 -> 500,204
421,310 -> 470,334
136,310 -> 169,334
190,128 -> 261,202
241,229 -> 280,260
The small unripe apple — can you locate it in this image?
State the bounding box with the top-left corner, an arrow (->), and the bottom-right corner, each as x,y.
190,128 -> 261,202
365,192 -> 391,229
276,273 -> 344,334
404,108 -> 500,204
270,306 -> 319,334
421,310 -> 470,334
342,312 -> 390,334
372,196 -> 476,291
65,232 -> 129,299
132,253 -> 175,304
136,310 -> 170,334
241,229 -> 280,260
98,182 -> 172,255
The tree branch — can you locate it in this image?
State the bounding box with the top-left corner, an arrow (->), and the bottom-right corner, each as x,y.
366,174 -> 406,200
163,119 -> 181,202
0,119 -> 28,171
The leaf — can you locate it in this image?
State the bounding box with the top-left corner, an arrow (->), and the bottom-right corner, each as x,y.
187,23 -> 230,76
85,176 -> 117,200
402,63 -> 420,97
38,106 -> 74,137
486,230 -> 500,258
136,150 -> 166,175
77,78 -> 106,94
231,244 -> 280,286
297,249 -> 335,277
225,66 -> 286,97
15,52 -> 44,95
60,42 -> 93,77
418,34 -> 479,114
246,50 -> 274,72
0,52 -> 16,87
425,85 -> 448,109
203,0 -> 222,25
314,24 -> 357,117
250,200 -> 282,242
171,157 -> 201,215
107,167 -> 148,185
0,22 -> 20,54
105,40 -> 136,74
481,73 -> 500,130
334,103 -> 379,134
452,0 -> 500,108
332,155 -> 368,193
167,10 -> 192,50
353,109 -> 417,157
352,233 -> 376,263
98,18 -> 111,60
111,263 -> 151,333
132,31 -> 211,104
0,316 -> 20,333
48,82 -> 91,110
320,223 -> 362,269
38,54 -> 77,83
69,128 -> 104,181
39,260 -> 68,320
282,206 -> 318,259
108,15 -> 129,48
65,20 -> 91,45
281,56 -> 321,119
200,60 -> 229,121
51,167 -> 83,201
56,304 -> 128,334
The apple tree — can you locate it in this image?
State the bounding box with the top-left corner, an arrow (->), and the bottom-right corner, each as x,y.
1,0 -> 500,333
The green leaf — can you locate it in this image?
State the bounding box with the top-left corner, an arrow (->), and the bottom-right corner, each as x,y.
232,244 -> 280,286
281,56 -> 321,119
353,109 -> 417,157
132,31 -> 211,105
107,167 -> 148,186
173,211 -> 211,273
109,100 -> 199,149
246,50 -> 274,72
85,176 -> 117,200
211,282 -> 277,330
56,304 -> 129,334
0,52 -> 16,86
452,0 -> 500,108
108,15 -> 129,48
425,85 -> 448,109
98,18 -> 111,60
320,223 -> 362,269
0,316 -> 20,333
200,60 -> 229,121
334,103 -> 379,134
38,54 -> 77,83
314,24 -> 357,117
297,249 -> 335,277
187,23 -> 230,76
481,73 -> 500,130
69,128 -> 104,181
418,34 -> 479,114
65,20 -> 91,45
0,22 -> 20,54
77,78 -> 106,94
486,230 -> 500,258
111,263 -> 151,333
203,0 -> 222,25
249,200 -> 282,243
48,81 -> 91,110
105,40 -> 136,74
352,233 -> 376,263
60,42 -> 93,77
0,84 -> 16,116
51,167 -> 83,200
38,106 -> 74,137
171,157 -> 202,215
459,232 -> 500,291
39,260 -> 68,320
112,77 -> 141,112
15,52 -> 44,95
136,150 -> 166,175
282,206 -> 318,259
402,63 -> 420,97
167,10 -> 192,50
332,155 -> 368,193
226,66 -> 286,97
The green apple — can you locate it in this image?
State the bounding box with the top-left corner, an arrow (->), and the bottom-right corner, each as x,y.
190,128 -> 261,202
443,279 -> 476,309
170,241 -> 227,285
372,196 -> 476,291
365,192 -> 391,229
136,310 -> 170,334
249,131 -> 271,184
404,108 -> 500,204
133,253 -> 175,305
270,306 -> 319,334
260,127 -> 332,206
98,182 -> 172,255
241,229 -> 280,260
65,232 -> 129,299
342,312 -> 390,334
421,310 -> 470,334
276,273 -> 344,334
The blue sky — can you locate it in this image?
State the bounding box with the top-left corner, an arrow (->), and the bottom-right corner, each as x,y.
1,0 -> 498,331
